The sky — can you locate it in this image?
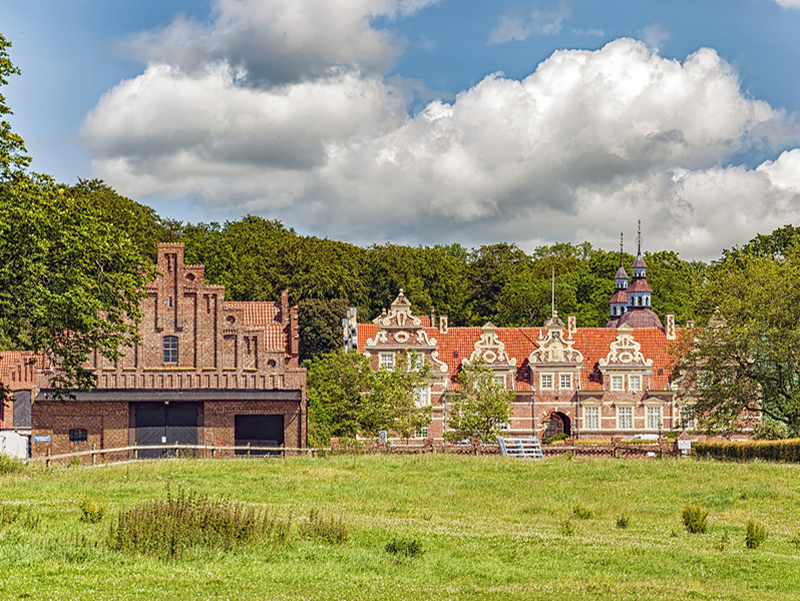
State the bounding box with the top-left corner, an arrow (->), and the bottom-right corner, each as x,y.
3,0 -> 800,261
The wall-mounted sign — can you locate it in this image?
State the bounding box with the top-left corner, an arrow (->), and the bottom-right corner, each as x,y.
677,439 -> 691,451
33,435 -> 51,443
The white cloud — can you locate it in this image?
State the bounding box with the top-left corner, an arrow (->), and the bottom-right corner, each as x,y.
83,21 -> 800,261
488,1 -> 572,44
119,0 -> 441,84
639,23 -> 670,50
775,0 -> 800,8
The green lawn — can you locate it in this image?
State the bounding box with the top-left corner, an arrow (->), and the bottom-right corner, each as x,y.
2,454 -> 800,600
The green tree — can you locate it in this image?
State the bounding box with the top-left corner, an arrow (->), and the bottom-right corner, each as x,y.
298,298 -> 350,363
305,350 -> 432,444
672,244 -> 800,435
445,357 -> 514,443
0,36 -> 154,398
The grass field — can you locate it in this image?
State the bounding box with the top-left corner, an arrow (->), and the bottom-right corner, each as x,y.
2,454 -> 800,600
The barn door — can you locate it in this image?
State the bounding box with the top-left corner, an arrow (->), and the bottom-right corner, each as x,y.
134,403 -> 198,458
234,415 -> 284,456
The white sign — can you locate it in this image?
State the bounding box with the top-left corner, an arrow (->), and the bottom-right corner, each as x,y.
379,430 -> 388,444
677,439 -> 691,451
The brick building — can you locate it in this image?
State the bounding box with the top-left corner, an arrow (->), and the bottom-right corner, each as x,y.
1,243 -> 306,459
346,232 -> 691,442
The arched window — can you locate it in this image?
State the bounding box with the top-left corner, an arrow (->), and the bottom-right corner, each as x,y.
163,336 -> 178,364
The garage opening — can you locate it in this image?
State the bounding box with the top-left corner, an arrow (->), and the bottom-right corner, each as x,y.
133,403 -> 199,459
234,414 -> 284,456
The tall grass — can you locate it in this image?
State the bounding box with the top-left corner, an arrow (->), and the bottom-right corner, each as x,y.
107,488 -> 291,557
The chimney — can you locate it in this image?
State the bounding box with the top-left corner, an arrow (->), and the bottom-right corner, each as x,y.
439,315 -> 448,334
567,315 -> 577,337
665,313 -> 676,340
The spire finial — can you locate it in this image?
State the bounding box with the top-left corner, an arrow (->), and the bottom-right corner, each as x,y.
619,232 -> 624,266
551,265 -> 555,318
637,220 -> 642,256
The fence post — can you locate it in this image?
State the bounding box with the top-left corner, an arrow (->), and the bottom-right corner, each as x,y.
92,443 -> 96,466
247,442 -> 251,458
46,447 -> 51,468
134,442 -> 138,460
174,441 -> 178,458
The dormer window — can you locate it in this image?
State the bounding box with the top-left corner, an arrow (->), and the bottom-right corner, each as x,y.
629,375 -> 641,391
611,375 -> 623,391
559,374 -> 572,389
163,336 -> 179,364
540,374 -> 553,389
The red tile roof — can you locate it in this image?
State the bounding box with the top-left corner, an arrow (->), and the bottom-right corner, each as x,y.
358,323 -> 678,392
223,301 -> 287,350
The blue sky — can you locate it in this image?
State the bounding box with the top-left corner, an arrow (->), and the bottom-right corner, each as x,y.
3,0 -> 800,259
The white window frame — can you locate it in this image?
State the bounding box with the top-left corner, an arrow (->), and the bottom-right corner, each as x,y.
679,405 -> 695,430
559,373 -> 572,390
379,353 -> 395,371
584,406 -> 600,430
493,375 -> 505,390
610,375 -> 623,391
629,375 -> 641,391
540,374 -> 553,390
646,405 -> 662,430
414,426 -> 429,439
415,387 -> 431,407
617,405 -> 633,430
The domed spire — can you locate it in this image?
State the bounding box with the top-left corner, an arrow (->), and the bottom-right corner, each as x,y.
618,220 -> 661,328
607,232 -> 629,326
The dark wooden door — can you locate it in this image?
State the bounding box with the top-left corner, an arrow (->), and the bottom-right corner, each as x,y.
234,414 -> 283,456
134,403 -> 198,458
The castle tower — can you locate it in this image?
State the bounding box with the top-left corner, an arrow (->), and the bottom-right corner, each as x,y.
614,221 -> 662,329
606,232 -> 629,327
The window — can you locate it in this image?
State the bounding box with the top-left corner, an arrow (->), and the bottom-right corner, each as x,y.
646,405 -> 662,430
611,375 -> 623,391
540,374 -> 553,389
493,375 -> 505,389
584,406 -> 600,430
379,353 -> 394,371
415,387 -> 431,407
617,406 -> 633,430
559,374 -> 572,389
69,428 -> 88,443
629,375 -> 641,391
409,353 -> 423,371
415,427 -> 429,439
163,336 -> 178,364
679,406 -> 695,430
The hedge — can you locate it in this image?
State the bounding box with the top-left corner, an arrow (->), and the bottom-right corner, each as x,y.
694,439 -> 800,462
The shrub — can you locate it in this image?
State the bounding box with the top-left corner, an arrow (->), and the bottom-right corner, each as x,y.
385,537 -> 423,557
682,504 -> 708,534
108,488 -> 291,557
694,439 -> 800,463
544,432 -> 569,445
68,455 -> 82,468
79,494 -> 105,524
745,520 -> 767,549
572,504 -> 593,519
716,530 -> 729,551
0,454 -> 28,475
751,420 -> 790,441
560,518 -> 575,536
615,514 -> 630,529
300,508 -> 347,545
790,533 -> 800,550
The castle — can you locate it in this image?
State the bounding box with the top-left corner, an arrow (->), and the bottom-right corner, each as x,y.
346,225 -> 688,441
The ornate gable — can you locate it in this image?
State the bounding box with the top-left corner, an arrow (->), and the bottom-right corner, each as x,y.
469,323 -> 517,367
528,314 -> 583,366
372,289 -> 421,327
599,324 -> 653,369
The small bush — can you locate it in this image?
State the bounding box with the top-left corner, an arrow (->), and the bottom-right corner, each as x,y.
300,509 -> 347,545
615,514 -> 630,529
790,533 -> 800,550
716,530 -> 729,551
108,488 -> 291,557
682,504 -> 708,534
79,495 -> 105,524
745,520 -> 767,549
68,455 -> 82,468
0,454 -> 28,475
385,537 -> 423,557
0,504 -> 39,529
560,518 -> 575,536
572,504 -> 593,519
544,432 -> 569,445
